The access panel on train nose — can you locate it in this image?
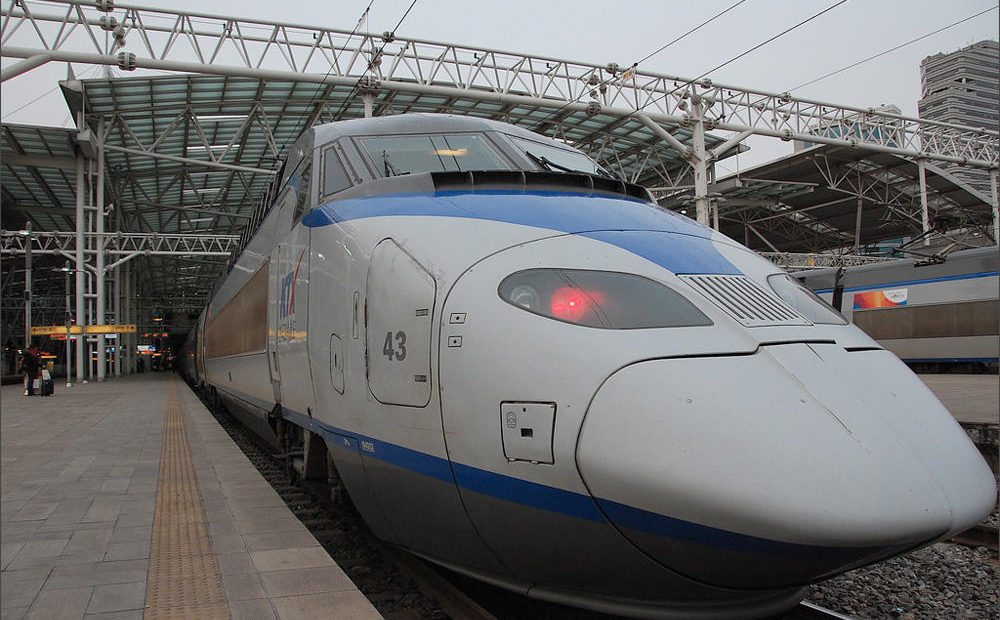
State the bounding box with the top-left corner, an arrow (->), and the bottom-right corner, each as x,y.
366,239 -> 435,407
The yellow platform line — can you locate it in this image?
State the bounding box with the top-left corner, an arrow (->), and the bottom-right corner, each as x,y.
145,376 -> 228,619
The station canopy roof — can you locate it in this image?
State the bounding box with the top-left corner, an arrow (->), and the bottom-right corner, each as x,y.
658,142 -> 996,256
2,73 -> 724,332
2,74 -> 995,334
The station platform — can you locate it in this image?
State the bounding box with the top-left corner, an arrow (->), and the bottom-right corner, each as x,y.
918,374 -> 999,425
0,374 -> 382,620
1,372 -> 995,619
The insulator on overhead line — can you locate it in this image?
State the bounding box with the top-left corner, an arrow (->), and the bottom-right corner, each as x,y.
586,101 -> 601,117
117,52 -> 137,72
99,15 -> 117,31
96,0 -> 114,12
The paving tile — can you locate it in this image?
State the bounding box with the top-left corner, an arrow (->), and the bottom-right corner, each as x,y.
9,502 -> 59,522
63,529 -> 113,555
16,539 -> 70,559
0,605 -> 28,620
229,598 -> 277,620
259,566 -> 357,597
271,591 -> 380,620
81,611 -> 143,620
243,531 -> 317,552
23,585 -> 93,620
46,559 -> 148,589
0,568 -> 50,608
221,572 -> 268,600
108,526 -> 151,545
209,533 -> 247,554
250,547 -> 332,573
103,540 -> 150,562
1,542 -> 26,570
86,582 -> 145,614
4,551 -> 106,572
216,551 -> 257,575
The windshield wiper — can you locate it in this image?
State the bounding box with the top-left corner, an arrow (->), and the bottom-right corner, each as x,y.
525,150 -> 623,181
525,150 -> 581,174
382,150 -> 408,177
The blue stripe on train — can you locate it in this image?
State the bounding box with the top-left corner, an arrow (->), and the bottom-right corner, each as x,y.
814,270 -> 999,294
277,403 -> 870,559
303,190 -> 742,275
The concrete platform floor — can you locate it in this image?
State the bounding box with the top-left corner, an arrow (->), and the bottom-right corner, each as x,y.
920,374 -> 999,425
0,373 -> 382,620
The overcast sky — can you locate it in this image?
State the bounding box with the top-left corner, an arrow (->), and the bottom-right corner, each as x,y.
2,0 -> 997,171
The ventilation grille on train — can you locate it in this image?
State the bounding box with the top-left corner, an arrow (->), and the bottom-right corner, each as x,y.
681,274 -> 810,327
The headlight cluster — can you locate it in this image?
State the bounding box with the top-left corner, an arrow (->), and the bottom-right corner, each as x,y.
498,269 -> 712,329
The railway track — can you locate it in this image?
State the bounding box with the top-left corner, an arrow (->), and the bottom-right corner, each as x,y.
195,381 -> 993,620
950,523 -> 1000,552
780,602 -> 861,619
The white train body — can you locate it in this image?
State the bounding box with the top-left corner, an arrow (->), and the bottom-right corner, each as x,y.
183,114 -> 996,619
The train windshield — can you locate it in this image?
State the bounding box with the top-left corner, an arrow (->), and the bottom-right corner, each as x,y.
508,135 -> 615,178
359,134 -> 512,177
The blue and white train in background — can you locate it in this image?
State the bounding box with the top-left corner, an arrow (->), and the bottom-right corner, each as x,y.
179,114 -> 996,619
795,246 -> 998,372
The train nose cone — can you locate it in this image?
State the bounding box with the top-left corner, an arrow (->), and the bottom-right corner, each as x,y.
577,343 -> 995,589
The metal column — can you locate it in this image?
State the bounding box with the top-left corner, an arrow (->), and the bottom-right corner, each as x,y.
690,95 -> 711,227
95,120 -> 107,381
917,159 -> 930,246
74,148 -> 86,383
992,169 -> 999,246
23,221 -> 31,348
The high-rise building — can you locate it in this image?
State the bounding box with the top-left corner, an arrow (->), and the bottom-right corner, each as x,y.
918,40 -> 999,196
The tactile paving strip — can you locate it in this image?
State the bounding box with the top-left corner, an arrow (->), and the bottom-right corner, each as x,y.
145,377 -> 228,619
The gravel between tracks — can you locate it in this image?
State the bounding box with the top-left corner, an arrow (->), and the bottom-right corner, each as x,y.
806,540 -> 998,619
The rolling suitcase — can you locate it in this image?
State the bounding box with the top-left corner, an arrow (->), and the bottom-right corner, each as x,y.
40,378 -> 54,396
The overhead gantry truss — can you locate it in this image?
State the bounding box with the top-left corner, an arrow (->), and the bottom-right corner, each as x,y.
1,0 -> 998,372
2,0 -> 996,171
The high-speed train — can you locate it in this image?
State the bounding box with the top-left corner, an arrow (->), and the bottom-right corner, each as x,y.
794,246 -> 999,372
179,114 -> 995,619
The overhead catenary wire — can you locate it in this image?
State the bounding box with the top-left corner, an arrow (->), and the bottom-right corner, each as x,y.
301,0 -> 377,130
786,5 -> 999,93
327,0 -> 419,124
530,0 -> 752,133
634,0 -> 850,115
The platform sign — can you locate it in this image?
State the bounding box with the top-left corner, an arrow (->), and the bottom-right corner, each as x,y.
31,324 -> 137,336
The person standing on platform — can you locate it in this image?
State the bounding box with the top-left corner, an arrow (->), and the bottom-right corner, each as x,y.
19,344 -> 41,396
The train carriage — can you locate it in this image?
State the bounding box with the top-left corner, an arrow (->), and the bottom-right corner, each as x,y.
180,113 -> 995,619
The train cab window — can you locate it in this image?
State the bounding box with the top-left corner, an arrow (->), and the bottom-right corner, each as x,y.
358,134 -> 512,177
767,273 -> 847,325
507,135 -> 613,177
323,147 -> 353,197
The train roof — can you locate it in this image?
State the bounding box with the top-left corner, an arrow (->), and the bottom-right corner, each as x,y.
312,113 -> 567,145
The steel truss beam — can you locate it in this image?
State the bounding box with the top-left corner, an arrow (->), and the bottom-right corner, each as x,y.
2,0 -> 996,172
759,252 -> 898,270
0,230 -> 239,257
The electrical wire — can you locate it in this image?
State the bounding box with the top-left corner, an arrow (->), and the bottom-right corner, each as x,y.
299,0 -> 377,130
2,65 -> 102,123
633,0 -> 751,67
786,5 -> 998,93
529,0 -> 752,133
637,0 -> 849,113
327,0 -> 419,124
